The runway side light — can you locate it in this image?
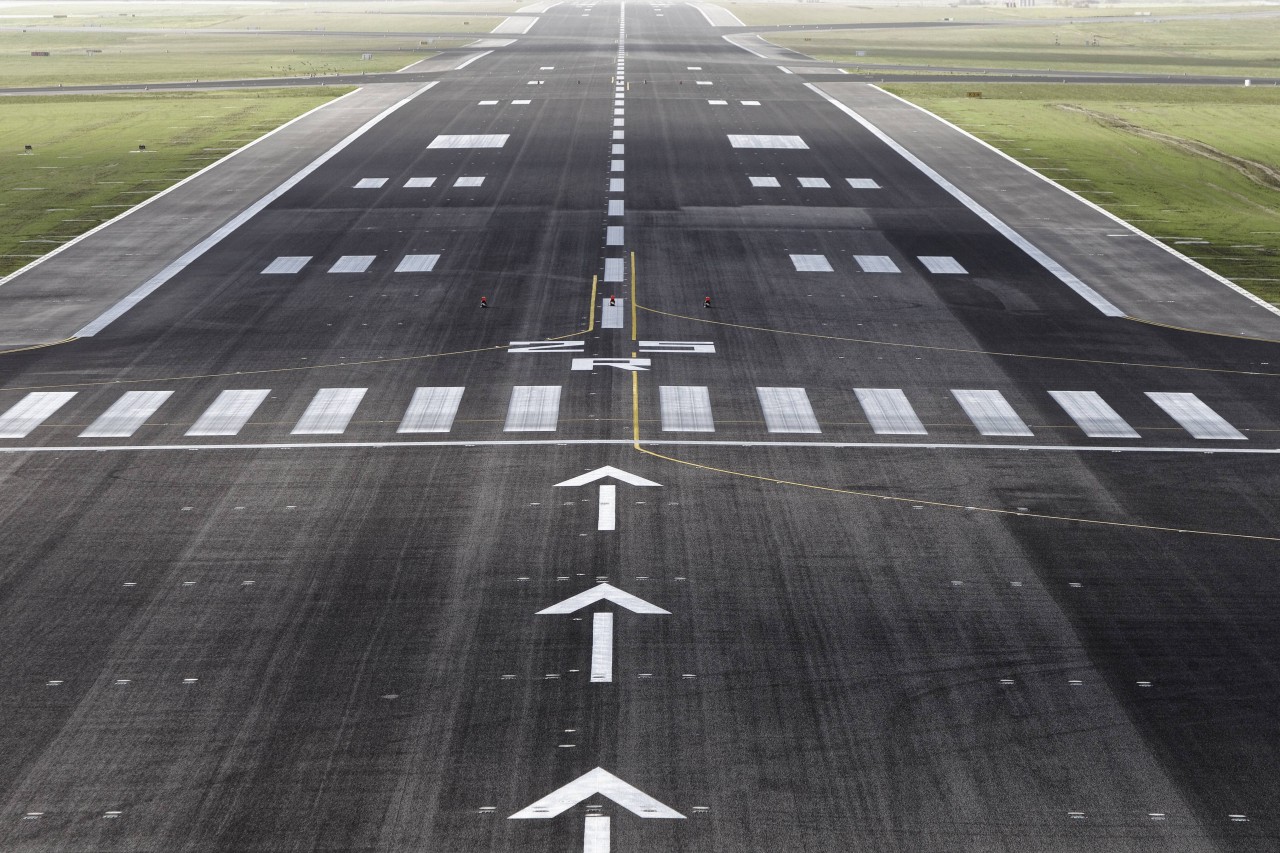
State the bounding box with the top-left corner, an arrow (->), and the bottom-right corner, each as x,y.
704,296 -> 711,308
480,296 -> 488,308
609,294 -> 616,306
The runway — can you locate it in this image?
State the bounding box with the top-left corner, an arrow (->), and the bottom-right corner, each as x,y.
0,2 -> 1277,851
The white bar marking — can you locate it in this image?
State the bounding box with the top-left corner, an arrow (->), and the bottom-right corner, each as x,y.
398,387 -> 465,434
728,134 -> 808,149
855,388 -> 927,435
791,254 -> 832,272
505,386 -> 560,432
597,485 -> 617,532
187,389 -> 271,437
952,390 -> 1033,437
329,255 -> 375,273
261,256 -> 310,274
291,388 -> 367,435
749,176 -> 780,188
427,134 -> 509,148
1049,391 -> 1139,439
608,199 -> 624,216
854,255 -> 900,273
404,177 -> 437,188
611,160 -> 624,172
604,258 -> 625,282
609,178 -> 624,192
602,298 -> 625,328
660,386 -> 714,432
80,390 -> 173,438
757,387 -> 821,434
395,254 -> 440,273
606,226 -> 624,246
1146,392 -> 1246,440
592,612 -> 614,681
798,177 -> 830,188
0,392 -> 76,438
846,178 -> 881,189
920,255 -> 968,274
584,815 -> 611,853
353,177 -> 387,189
454,176 -> 485,187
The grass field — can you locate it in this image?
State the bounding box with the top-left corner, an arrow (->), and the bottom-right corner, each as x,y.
0,0 -> 520,29
882,83 -> 1280,304
0,88 -> 348,278
0,29 -> 475,87
729,1 -> 1275,27
769,13 -> 1280,78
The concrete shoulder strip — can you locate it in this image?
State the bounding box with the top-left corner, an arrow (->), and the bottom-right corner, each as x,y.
73,82 -> 439,337
804,82 -> 1125,318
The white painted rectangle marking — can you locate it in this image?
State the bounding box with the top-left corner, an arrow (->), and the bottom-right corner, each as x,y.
798,177 -> 830,188
601,298 -> 624,328
0,392 -> 76,438
708,99 -> 728,105
395,254 -> 440,273
512,99 -> 532,105
1146,392 -> 1246,439
757,387 -> 821,434
854,255 -> 900,273
608,199 -> 624,216
1049,391 -> 1140,439
611,144 -> 625,155
741,100 -> 761,106
791,254 -> 832,272
454,176 -> 485,187
613,118 -> 625,127
505,386 -> 560,432
606,226 -> 624,246
846,178 -> 881,189
426,134 -> 509,149
952,390 -> 1033,437
353,177 -> 387,189
919,255 -> 968,274
477,100 -> 499,105
610,160 -> 624,172
614,108 -> 625,116
727,134 -> 808,149
584,815 -> 611,853
612,131 -> 624,140
329,255 -> 375,273
660,386 -> 714,432
687,66 -> 702,70
292,388 -> 367,435
404,177 -> 436,188
614,99 -> 625,107
598,484 -> 617,531
80,390 -> 173,438
592,612 -> 614,681
696,80 -> 713,86
604,258 -> 625,282
609,178 -> 624,192
261,256 -> 310,274
398,387 -> 465,434
855,388 -> 927,435
187,389 -> 271,437
750,176 -> 780,188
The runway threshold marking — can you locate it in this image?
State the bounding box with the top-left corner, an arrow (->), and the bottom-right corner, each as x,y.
633,304 -> 1280,380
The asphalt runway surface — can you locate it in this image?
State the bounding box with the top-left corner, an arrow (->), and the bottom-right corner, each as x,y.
0,2 -> 1278,851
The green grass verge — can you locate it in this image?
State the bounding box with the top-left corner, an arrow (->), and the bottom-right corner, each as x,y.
770,13 -> 1280,78
730,1 -> 1272,26
882,83 -> 1280,305
0,88 -> 349,278
0,29 -> 478,87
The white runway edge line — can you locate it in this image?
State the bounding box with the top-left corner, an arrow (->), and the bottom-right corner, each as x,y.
73,82 -> 439,337
805,83 -> 1125,318
0,87 -> 367,291
452,50 -> 494,71
868,85 -> 1280,321
3,439 -> 1278,456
